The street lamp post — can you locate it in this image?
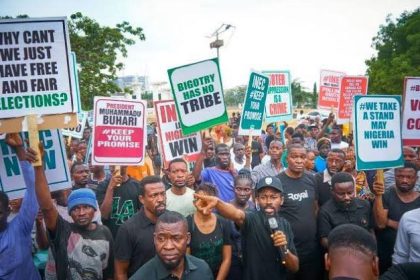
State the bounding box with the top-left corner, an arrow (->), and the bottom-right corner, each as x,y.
209,24 -> 234,60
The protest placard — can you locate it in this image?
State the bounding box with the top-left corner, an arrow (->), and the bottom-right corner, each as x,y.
337,76 -> 368,124
239,72 -> 269,136
167,58 -> 228,135
402,77 -> 420,146
0,17 -> 74,118
262,70 -> 293,121
70,52 -> 81,113
0,129 -> 71,199
318,69 -> 345,109
92,97 -> 146,165
62,111 -> 87,139
155,100 -> 202,170
353,95 -> 403,170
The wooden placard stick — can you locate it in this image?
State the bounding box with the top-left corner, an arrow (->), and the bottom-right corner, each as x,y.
67,135 -> 72,147
27,115 -> 42,167
114,165 -> 121,187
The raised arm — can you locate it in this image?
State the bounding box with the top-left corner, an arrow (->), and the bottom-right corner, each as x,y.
372,180 -> 388,229
193,193 -> 246,226
29,146 -> 59,232
5,134 -> 39,232
98,170 -> 121,219
192,137 -> 213,181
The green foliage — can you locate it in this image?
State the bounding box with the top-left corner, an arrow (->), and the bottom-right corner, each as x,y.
69,12 -> 146,109
224,85 -> 246,107
365,8 -> 420,94
291,79 -> 315,108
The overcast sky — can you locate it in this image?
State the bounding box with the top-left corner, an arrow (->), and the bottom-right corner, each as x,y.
2,0 -> 419,89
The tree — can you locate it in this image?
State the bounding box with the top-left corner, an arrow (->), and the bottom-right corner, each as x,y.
69,12 -> 146,109
365,8 -> 420,94
224,85 -> 246,107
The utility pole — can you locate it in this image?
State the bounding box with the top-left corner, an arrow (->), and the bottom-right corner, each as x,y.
209,23 -> 234,60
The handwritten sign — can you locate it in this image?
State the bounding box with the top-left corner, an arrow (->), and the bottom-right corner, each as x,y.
337,76 -> 368,124
353,95 -> 403,170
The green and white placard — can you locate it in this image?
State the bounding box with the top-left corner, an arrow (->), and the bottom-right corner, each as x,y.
238,72 -> 269,136
353,95 -> 404,170
167,58 -> 228,135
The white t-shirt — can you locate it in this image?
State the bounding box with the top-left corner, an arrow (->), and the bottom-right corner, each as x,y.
331,141 -> 349,150
166,187 -> 196,217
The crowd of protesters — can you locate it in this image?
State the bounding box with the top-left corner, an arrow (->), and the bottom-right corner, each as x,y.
1,111 -> 420,280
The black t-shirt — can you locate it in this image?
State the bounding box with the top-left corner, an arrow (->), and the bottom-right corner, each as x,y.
318,198 -> 374,238
46,215 -> 114,280
251,140 -> 263,168
277,171 -> 319,261
187,214 -> 231,276
376,189 -> 420,271
315,171 -> 332,207
241,211 -> 296,280
380,263 -> 420,280
96,177 -> 142,237
114,208 -> 157,277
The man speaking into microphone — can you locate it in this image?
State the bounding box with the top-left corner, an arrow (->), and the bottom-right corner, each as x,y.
194,176 -> 299,280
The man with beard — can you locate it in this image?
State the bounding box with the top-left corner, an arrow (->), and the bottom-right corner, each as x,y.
130,211 -> 213,280
384,146 -> 420,192
315,149 -> 346,207
166,159 -> 195,217
318,172 -> 374,249
373,162 -> 420,274
193,142 -> 236,203
277,144 -> 322,280
193,176 -> 299,280
96,166 -> 142,237
114,176 -> 166,279
252,140 -> 284,184
32,146 -> 114,280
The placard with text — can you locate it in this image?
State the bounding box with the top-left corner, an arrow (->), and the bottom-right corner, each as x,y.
155,100 -> 202,170
0,129 -> 71,199
0,17 -> 74,118
353,95 -> 403,170
402,77 -> 420,146
167,58 -> 228,135
62,111 -> 87,139
318,69 -> 345,109
337,76 -> 368,124
92,97 -> 146,165
239,72 -> 269,136
262,70 -> 293,121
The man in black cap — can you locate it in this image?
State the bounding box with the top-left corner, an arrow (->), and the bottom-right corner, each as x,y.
194,176 -> 299,280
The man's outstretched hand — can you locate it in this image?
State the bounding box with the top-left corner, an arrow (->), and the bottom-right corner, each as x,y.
193,193 -> 218,215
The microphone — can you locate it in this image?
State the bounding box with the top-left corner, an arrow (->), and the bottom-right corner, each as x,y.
268,216 -> 288,265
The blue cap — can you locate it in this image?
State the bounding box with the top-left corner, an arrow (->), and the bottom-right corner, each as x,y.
67,188 -> 97,214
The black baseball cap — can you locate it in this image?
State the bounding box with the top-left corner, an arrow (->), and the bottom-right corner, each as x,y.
256,176 -> 284,193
